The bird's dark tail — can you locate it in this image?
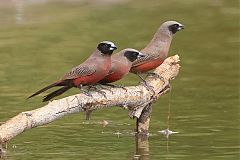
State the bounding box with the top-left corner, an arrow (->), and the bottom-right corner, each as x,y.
27,81 -> 65,99
43,86 -> 72,102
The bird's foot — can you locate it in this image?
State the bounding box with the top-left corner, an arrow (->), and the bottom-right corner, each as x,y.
96,90 -> 107,98
136,73 -> 155,94
77,85 -> 93,97
89,85 -> 107,98
97,84 -> 114,94
81,89 -> 93,97
103,83 -> 127,92
116,84 -> 128,92
147,72 -> 168,87
141,80 -> 155,95
147,72 -> 164,80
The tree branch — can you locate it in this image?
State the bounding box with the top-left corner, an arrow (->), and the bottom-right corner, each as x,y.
0,55 -> 180,144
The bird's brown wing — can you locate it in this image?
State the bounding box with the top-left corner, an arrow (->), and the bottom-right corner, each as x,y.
131,54 -> 158,67
61,65 -> 96,80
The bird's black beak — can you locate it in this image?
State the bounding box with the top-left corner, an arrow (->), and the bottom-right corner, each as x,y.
137,52 -> 145,58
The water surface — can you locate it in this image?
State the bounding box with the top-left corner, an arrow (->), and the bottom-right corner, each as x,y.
0,0 -> 239,159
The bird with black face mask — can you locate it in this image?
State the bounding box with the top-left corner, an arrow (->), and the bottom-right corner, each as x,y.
84,48 -> 145,120
130,21 -> 184,78
99,48 -> 145,85
27,41 -> 117,102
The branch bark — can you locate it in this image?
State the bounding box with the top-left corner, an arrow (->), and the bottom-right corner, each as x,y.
0,55 -> 180,144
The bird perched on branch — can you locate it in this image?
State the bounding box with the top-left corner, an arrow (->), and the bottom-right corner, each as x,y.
85,48 -> 145,120
130,21 -> 184,79
99,48 -> 145,85
27,41 -> 117,102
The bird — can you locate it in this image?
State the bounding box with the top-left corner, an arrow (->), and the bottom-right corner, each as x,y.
85,48 -> 145,120
99,48 -> 145,85
130,21 -> 184,78
27,41 -> 117,102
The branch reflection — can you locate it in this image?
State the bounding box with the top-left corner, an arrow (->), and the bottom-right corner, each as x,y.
133,134 -> 149,160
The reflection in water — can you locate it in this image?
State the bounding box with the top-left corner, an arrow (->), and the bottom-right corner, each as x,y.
11,0 -> 48,24
14,0 -> 24,24
10,0 -> 126,24
0,143 -> 7,159
158,88 -> 179,151
155,89 -> 179,153
0,0 -> 238,159
133,134 -> 149,160
158,128 -> 179,153
158,128 -> 179,139
132,131 -> 178,159
113,130 -> 122,138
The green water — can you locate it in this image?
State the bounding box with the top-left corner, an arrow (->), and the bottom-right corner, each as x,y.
0,0 -> 239,159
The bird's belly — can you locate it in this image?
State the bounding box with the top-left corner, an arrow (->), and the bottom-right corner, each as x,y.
101,72 -> 124,83
72,57 -> 111,87
73,70 -> 109,86
130,58 -> 164,73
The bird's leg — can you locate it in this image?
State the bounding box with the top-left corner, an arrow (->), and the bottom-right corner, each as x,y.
103,83 -> 128,92
89,85 -> 107,98
137,73 -> 155,94
136,73 -> 146,81
146,72 -> 168,87
96,84 -> 114,94
82,90 -> 93,97
146,72 -> 164,81
77,84 -> 93,97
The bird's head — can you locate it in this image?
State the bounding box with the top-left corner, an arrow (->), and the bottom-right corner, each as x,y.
97,41 -> 117,55
123,48 -> 145,62
161,21 -> 184,35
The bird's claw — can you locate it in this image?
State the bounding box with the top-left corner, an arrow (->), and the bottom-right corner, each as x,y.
147,72 -> 168,88
87,85 -> 108,98
77,85 -> 93,97
147,72 -> 164,81
102,83 -> 127,92
146,72 -> 157,77
95,90 -> 107,98
141,80 -> 155,95
115,84 -> 128,92
81,90 -> 93,97
98,85 -> 114,94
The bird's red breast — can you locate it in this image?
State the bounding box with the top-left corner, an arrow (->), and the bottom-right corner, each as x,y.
72,73 -> 105,86
99,58 -> 130,84
72,56 -> 112,86
130,58 -> 164,73
101,72 -> 125,83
